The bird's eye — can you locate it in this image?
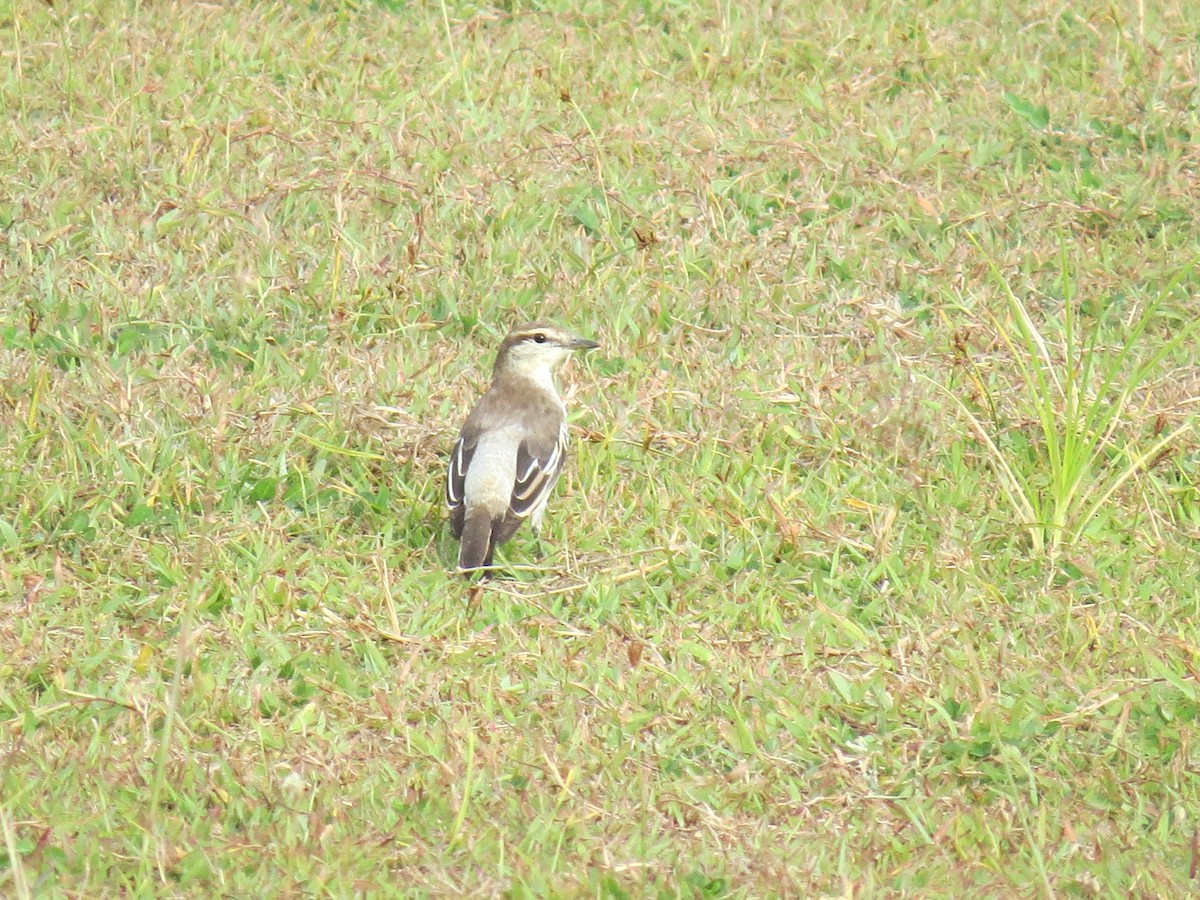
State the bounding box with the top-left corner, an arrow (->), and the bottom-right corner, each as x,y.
532,333 -> 547,344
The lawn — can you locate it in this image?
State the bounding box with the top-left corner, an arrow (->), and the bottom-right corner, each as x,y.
2,0 -> 1200,895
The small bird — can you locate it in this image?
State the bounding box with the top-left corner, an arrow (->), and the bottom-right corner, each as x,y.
446,321 -> 599,575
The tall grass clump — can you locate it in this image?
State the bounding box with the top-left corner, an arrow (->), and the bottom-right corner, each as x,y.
943,257 -> 1198,561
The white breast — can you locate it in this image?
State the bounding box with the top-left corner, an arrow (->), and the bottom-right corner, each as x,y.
464,423 -> 523,516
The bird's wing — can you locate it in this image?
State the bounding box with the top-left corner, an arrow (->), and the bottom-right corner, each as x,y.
446,433 -> 475,512
509,421 -> 567,518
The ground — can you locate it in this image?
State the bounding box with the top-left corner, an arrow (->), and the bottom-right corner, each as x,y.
2,0 -> 1200,895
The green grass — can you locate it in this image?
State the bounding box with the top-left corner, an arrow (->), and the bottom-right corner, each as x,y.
2,0 -> 1200,895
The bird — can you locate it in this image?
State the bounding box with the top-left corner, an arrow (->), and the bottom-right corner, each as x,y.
446,321 -> 599,575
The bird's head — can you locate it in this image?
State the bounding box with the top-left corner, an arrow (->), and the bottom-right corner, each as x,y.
493,321 -> 599,381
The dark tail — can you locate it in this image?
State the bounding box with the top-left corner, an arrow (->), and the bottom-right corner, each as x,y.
458,508 -> 495,575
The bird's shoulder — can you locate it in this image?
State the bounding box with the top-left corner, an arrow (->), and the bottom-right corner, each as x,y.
459,377 -> 565,447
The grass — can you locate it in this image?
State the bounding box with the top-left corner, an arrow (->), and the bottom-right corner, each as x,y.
937,253 -> 1199,560
2,0 -> 1199,895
